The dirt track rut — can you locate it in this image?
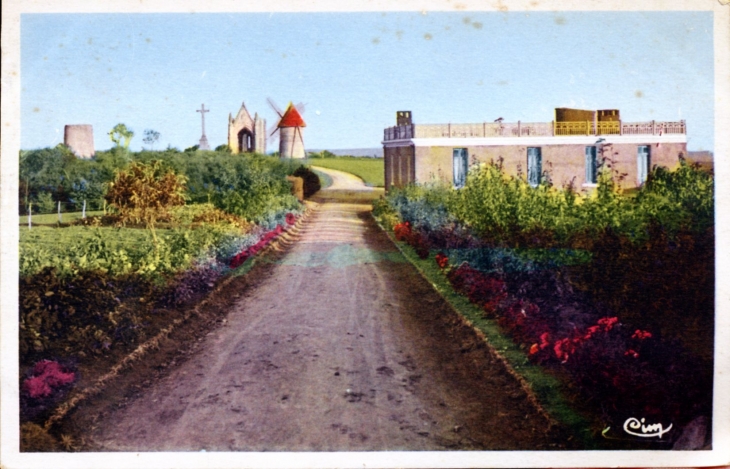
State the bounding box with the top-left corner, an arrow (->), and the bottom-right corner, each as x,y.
86,167 -> 559,451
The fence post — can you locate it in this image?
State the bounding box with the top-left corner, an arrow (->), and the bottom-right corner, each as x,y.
28,203 -> 32,230
619,119 -> 623,135
652,120 -> 656,135
518,120 -> 521,136
82,200 -> 87,219
58,201 -> 62,224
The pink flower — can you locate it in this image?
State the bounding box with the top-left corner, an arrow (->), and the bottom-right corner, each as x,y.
23,360 -> 75,399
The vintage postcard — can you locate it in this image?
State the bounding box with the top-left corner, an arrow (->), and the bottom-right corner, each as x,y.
1,0 -> 728,468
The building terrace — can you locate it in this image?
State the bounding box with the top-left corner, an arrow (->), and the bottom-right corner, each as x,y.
384,119 -> 687,141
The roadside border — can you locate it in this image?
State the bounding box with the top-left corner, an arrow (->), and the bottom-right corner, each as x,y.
375,218 -> 598,449
40,204 -> 315,434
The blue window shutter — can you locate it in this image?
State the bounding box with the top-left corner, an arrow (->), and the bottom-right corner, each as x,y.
585,146 -> 597,183
637,146 -> 650,184
527,147 -> 541,186
453,148 -> 467,187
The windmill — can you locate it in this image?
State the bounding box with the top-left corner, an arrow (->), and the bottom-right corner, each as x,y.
267,98 -> 307,159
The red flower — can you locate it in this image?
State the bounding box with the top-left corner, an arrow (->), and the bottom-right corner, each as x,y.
435,252 -> 449,269
554,338 -> 576,362
597,316 -> 619,332
394,222 -> 412,241
583,325 -> 600,340
529,343 -> 539,355
624,349 -> 639,358
631,329 -> 652,340
539,332 -> 551,349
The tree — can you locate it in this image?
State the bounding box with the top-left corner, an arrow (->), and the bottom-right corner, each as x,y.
108,123 -> 134,149
142,129 -> 161,150
104,161 -> 186,245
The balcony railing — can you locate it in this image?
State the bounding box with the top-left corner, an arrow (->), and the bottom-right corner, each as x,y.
384,120 -> 686,141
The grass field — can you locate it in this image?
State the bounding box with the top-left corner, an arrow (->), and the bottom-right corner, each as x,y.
301,157 -> 384,187
20,210 -> 105,225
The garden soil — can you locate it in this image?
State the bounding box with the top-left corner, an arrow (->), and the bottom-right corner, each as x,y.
71,167 -> 571,451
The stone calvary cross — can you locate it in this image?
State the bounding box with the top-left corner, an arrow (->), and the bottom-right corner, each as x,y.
197,103 -> 211,150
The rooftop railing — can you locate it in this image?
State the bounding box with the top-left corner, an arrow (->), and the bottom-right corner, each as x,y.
383,120 -> 686,141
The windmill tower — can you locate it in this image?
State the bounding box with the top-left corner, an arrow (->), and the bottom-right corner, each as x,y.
271,102 -> 306,159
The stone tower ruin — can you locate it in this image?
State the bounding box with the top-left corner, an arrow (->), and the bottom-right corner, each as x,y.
228,102 -> 266,154
64,124 -> 95,158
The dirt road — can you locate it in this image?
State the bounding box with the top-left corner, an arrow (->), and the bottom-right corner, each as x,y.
85,167 -> 561,451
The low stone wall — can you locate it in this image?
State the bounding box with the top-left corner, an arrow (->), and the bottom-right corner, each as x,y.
286,176 -> 304,201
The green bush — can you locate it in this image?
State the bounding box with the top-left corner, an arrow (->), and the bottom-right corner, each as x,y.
34,193 -> 56,214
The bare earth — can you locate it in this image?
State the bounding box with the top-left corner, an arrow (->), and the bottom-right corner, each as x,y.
84,167 -> 562,451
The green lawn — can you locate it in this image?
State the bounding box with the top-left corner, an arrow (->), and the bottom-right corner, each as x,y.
19,210 -> 105,225
301,157 -> 384,187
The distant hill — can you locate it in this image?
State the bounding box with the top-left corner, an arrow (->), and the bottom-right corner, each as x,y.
307,148 -> 383,158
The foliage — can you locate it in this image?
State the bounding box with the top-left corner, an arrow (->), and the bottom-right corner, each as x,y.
433,254 -> 711,433
157,258 -> 223,307
19,148 -> 303,223
568,223 -> 714,360
307,149 -> 337,159
35,192 -> 56,214
142,129 -> 161,150
393,222 -> 430,259
19,268 -> 150,360
108,123 -> 134,149
214,144 -> 232,153
385,160 -> 713,248
292,165 -> 321,198
169,203 -> 251,230
105,161 -> 187,243
20,423 -> 59,452
381,160 -> 714,437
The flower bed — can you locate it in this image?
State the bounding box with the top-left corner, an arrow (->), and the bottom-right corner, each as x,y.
18,207 -> 304,436
374,174 -> 713,445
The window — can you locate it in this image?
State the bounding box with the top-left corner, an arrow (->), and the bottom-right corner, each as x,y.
453,148 -> 468,188
527,147 -> 542,186
585,146 -> 598,184
637,145 -> 650,184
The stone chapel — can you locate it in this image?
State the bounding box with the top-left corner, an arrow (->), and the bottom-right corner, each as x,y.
227,102 -> 266,154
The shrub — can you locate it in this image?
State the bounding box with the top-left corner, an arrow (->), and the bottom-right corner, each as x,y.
446,264 -> 507,315
105,160 -> 187,244
292,165 -> 321,198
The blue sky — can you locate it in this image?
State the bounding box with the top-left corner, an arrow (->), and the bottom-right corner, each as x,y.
21,11 -> 714,152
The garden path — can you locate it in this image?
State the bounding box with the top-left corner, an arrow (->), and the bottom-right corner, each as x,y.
86,166 -> 560,451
